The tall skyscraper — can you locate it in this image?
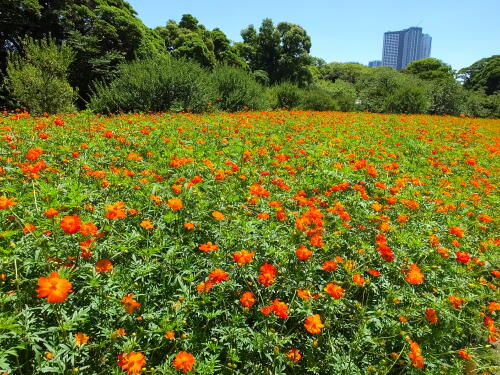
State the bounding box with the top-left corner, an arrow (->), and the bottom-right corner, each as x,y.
382,27 -> 432,70
369,60 -> 382,67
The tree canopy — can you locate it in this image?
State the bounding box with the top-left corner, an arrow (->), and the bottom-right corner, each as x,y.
402,58 -> 454,81
238,18 -> 313,86
458,55 -> 500,95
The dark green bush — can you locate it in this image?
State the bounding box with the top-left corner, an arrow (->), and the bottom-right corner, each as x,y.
314,79 -> 356,111
6,36 -> 76,114
384,83 -> 429,114
268,82 -> 304,109
88,55 -> 212,113
301,87 -> 339,111
464,90 -> 500,118
211,66 -> 265,111
427,79 -> 466,115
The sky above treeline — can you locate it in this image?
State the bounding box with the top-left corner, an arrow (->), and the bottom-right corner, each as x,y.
127,0 -> 500,71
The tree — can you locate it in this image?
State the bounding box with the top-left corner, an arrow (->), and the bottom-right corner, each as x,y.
458,55 -> 500,95
402,58 -> 454,81
238,18 -> 313,86
6,36 -> 75,113
319,62 -> 369,85
0,0 -> 165,108
155,15 -> 246,69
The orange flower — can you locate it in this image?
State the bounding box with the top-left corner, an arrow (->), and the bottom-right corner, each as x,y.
405,264 -> 424,285
488,301 -> 500,312
449,226 -> 464,237
322,260 -> 337,271
198,242 -> 218,253
37,272 -> 73,303
79,222 -> 98,237
233,249 -> 254,265
60,215 -> 82,234
23,224 -> 36,234
196,281 -> 213,293
297,289 -> 311,300
285,348 -> 301,363
121,293 -> 140,314
140,220 -> 154,230
258,263 -> 277,287
425,308 -> 438,324
449,295 -> 465,309
165,330 -> 175,340
173,351 -> 195,373
118,352 -> 146,374
240,291 -> 256,308
43,208 -> 59,218
408,339 -> 424,369
212,211 -> 224,220
352,273 -> 365,286
95,259 -> 113,273
168,198 -> 183,211
458,349 -> 472,360
184,222 -> 195,230
208,269 -> 229,283
105,201 -> 126,219
74,332 -> 89,347
295,245 -> 313,261
270,299 -> 289,319
368,269 -> 380,276
304,314 -> 325,334
455,251 -> 470,264
324,283 -> 344,299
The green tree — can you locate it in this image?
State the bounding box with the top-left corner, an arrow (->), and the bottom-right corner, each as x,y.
402,58 -> 455,81
0,0 -> 164,108
239,18 -> 313,85
6,36 -> 75,113
458,55 -> 500,95
319,62 -> 369,85
155,15 -> 246,69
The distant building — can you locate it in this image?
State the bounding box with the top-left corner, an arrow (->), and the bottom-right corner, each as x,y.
382,27 -> 432,70
369,60 -> 382,67
345,61 -> 363,65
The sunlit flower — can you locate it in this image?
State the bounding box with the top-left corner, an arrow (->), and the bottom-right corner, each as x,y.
121,293 -> 140,314
118,352 -> 146,374
37,272 -> 72,303
74,332 -> 89,347
173,351 -> 195,373
304,314 -> 325,334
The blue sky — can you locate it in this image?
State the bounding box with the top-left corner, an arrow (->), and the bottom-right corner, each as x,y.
127,0 -> 500,71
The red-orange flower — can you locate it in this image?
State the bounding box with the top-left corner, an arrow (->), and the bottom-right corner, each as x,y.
425,308 -> 438,324
43,208 -> 59,218
198,242 -> 218,252
324,283 -> 344,299
240,291 -> 256,308
258,263 -> 277,287
105,201 -> 126,219
121,293 -> 140,314
140,220 -> 154,230
233,249 -> 254,265
408,339 -> 424,369
455,251 -> 470,264
118,352 -> 146,374
37,272 -> 73,303
352,273 -> 365,286
285,348 -> 301,363
173,351 -> 195,373
458,349 -> 472,360
405,264 -> 424,285
196,281 -> 213,293
168,198 -> 183,211
304,314 -> 325,334
60,215 -> 82,234
322,260 -> 337,271
368,269 -> 380,276
295,245 -> 313,261
95,259 -> 113,273
208,269 -> 229,283
449,295 -> 465,309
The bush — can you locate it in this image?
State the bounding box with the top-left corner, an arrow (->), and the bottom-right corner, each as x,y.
6,36 -> 76,114
384,83 -> 430,114
464,90 -> 500,118
314,79 -> 356,111
356,67 -> 401,113
427,79 -> 466,115
211,66 -> 265,112
88,55 -> 212,113
301,87 -> 339,111
267,82 -> 304,109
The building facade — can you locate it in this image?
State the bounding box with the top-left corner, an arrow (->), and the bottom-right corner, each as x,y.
368,60 -> 382,67
381,27 -> 431,70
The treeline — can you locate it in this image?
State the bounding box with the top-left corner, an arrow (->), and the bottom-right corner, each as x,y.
1,1 -> 499,117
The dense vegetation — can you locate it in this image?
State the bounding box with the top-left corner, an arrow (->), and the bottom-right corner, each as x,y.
0,1 -> 499,117
0,110 -> 498,374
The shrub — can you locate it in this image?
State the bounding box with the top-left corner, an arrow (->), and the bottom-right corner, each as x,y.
88,55 -> 212,113
384,83 -> 430,114
314,79 -> 357,111
210,66 -> 265,111
427,79 -> 466,115
268,82 -> 304,109
464,90 -> 500,118
6,36 -> 76,114
301,87 -> 339,111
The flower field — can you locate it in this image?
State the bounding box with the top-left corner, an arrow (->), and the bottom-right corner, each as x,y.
0,110 -> 498,374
